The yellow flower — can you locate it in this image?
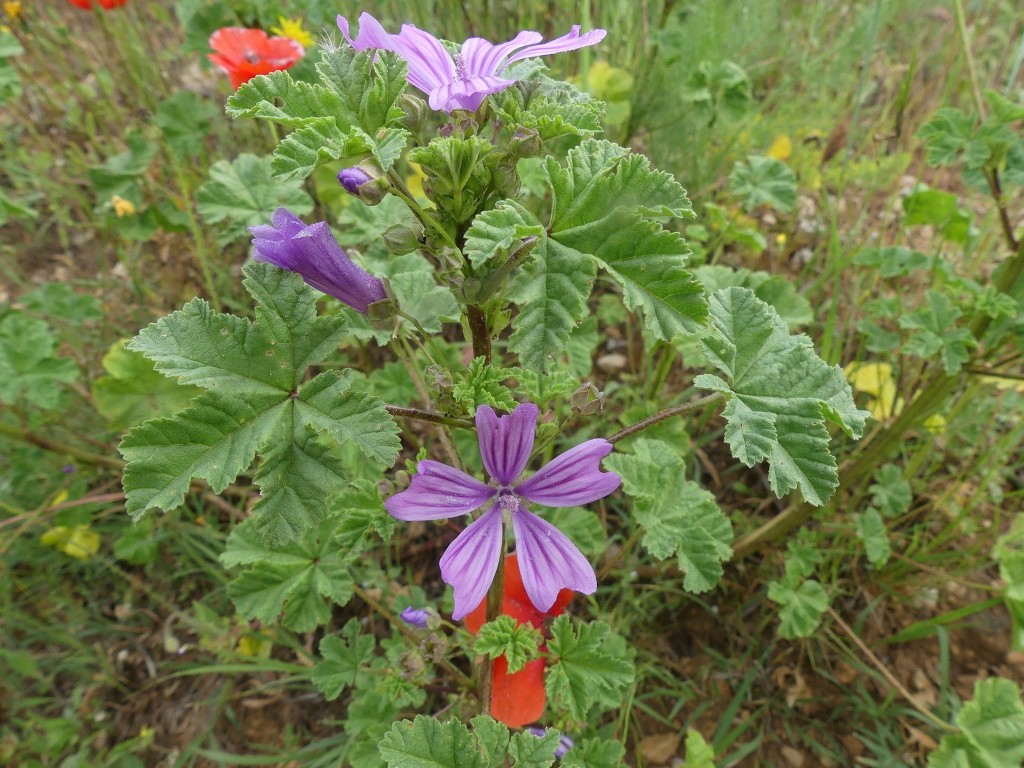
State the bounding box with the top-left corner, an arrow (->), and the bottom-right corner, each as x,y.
111,195 -> 136,217
767,134 -> 793,161
41,524 -> 101,560
270,16 -> 314,48
3,1 -> 21,21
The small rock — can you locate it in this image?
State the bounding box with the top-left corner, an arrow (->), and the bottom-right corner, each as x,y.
639,732 -> 681,764
595,353 -> 628,374
781,745 -> 806,767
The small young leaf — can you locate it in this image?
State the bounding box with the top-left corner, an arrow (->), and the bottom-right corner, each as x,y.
452,357 -> 518,413
899,291 -> 977,374
473,615 -> 543,674
729,155 -> 797,212
767,576 -> 829,639
312,618 -> 376,700
683,729 -> 716,768
507,729 -> 559,767
869,465 -> 912,517
559,737 -> 626,768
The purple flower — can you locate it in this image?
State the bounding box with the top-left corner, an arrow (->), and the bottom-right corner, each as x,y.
400,606 -> 431,628
337,12 -> 607,113
249,208 -> 387,314
527,728 -> 574,758
385,403 -> 620,620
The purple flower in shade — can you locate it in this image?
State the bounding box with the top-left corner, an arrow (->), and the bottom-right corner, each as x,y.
249,208 -> 387,314
337,12 -> 606,113
384,403 -> 620,620
400,606 -> 430,628
527,728 -> 574,758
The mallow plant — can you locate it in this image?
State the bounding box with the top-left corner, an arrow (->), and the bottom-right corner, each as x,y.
118,11 -> 869,765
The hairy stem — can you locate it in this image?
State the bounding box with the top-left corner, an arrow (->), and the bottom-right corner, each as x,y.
607,393 -> 724,444
385,405 -> 473,430
466,304 -> 492,362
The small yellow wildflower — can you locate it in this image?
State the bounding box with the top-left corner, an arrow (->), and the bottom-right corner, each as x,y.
3,1 -> 21,21
41,524 -> 101,560
270,16 -> 314,48
845,361 -> 947,433
767,134 -> 793,161
111,195 -> 136,217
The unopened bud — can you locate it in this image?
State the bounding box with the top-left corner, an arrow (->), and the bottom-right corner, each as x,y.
421,631 -> 449,662
425,365 -> 453,393
398,649 -> 427,680
400,606 -> 431,629
400,93 -> 428,134
509,126 -> 542,159
337,160 -> 390,205
570,382 -> 606,415
393,470 -> 411,490
382,222 -> 424,255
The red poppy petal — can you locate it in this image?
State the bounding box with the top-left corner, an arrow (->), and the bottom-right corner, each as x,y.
490,656 -> 547,728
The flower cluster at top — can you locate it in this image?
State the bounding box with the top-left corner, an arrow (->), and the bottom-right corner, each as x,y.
337,11 -> 606,113
385,403 -> 621,620
68,0 -> 127,9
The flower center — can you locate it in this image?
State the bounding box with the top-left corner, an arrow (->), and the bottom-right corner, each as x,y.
453,53 -> 469,82
498,491 -> 518,513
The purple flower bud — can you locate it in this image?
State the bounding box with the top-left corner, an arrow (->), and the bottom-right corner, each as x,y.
336,161 -> 390,205
337,167 -> 372,194
250,208 -> 388,314
60,464 -> 76,474
400,606 -> 430,628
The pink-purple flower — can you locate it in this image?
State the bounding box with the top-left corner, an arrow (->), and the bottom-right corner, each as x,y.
385,403 -> 620,620
337,12 -> 607,113
249,208 -> 387,314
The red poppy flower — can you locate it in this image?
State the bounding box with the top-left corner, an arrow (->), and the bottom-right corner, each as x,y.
466,553 -> 574,727
68,0 -> 128,8
207,27 -> 304,91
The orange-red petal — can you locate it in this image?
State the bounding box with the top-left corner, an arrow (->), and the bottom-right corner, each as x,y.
490,656 -> 547,728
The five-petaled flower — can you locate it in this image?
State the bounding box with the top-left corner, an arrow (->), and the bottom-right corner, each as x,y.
249,208 -> 388,314
337,12 -> 606,113
208,27 -> 304,91
385,402 -> 620,619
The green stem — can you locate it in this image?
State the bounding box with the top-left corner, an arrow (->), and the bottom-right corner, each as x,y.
385,405 -> 473,430
386,169 -> 460,253
646,342 -> 677,400
481,535 -> 506,716
607,394 -> 724,445
0,422 -> 123,469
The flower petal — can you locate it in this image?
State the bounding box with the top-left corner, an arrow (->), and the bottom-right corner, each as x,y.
337,12 -> 398,51
460,31 -> 542,78
392,24 -> 457,95
515,438 -> 620,507
490,656 -> 547,728
476,403 -> 538,486
502,25 -> 607,69
440,505 -> 503,620
385,460 -> 494,521
512,508 -> 596,612
429,74 -> 514,112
